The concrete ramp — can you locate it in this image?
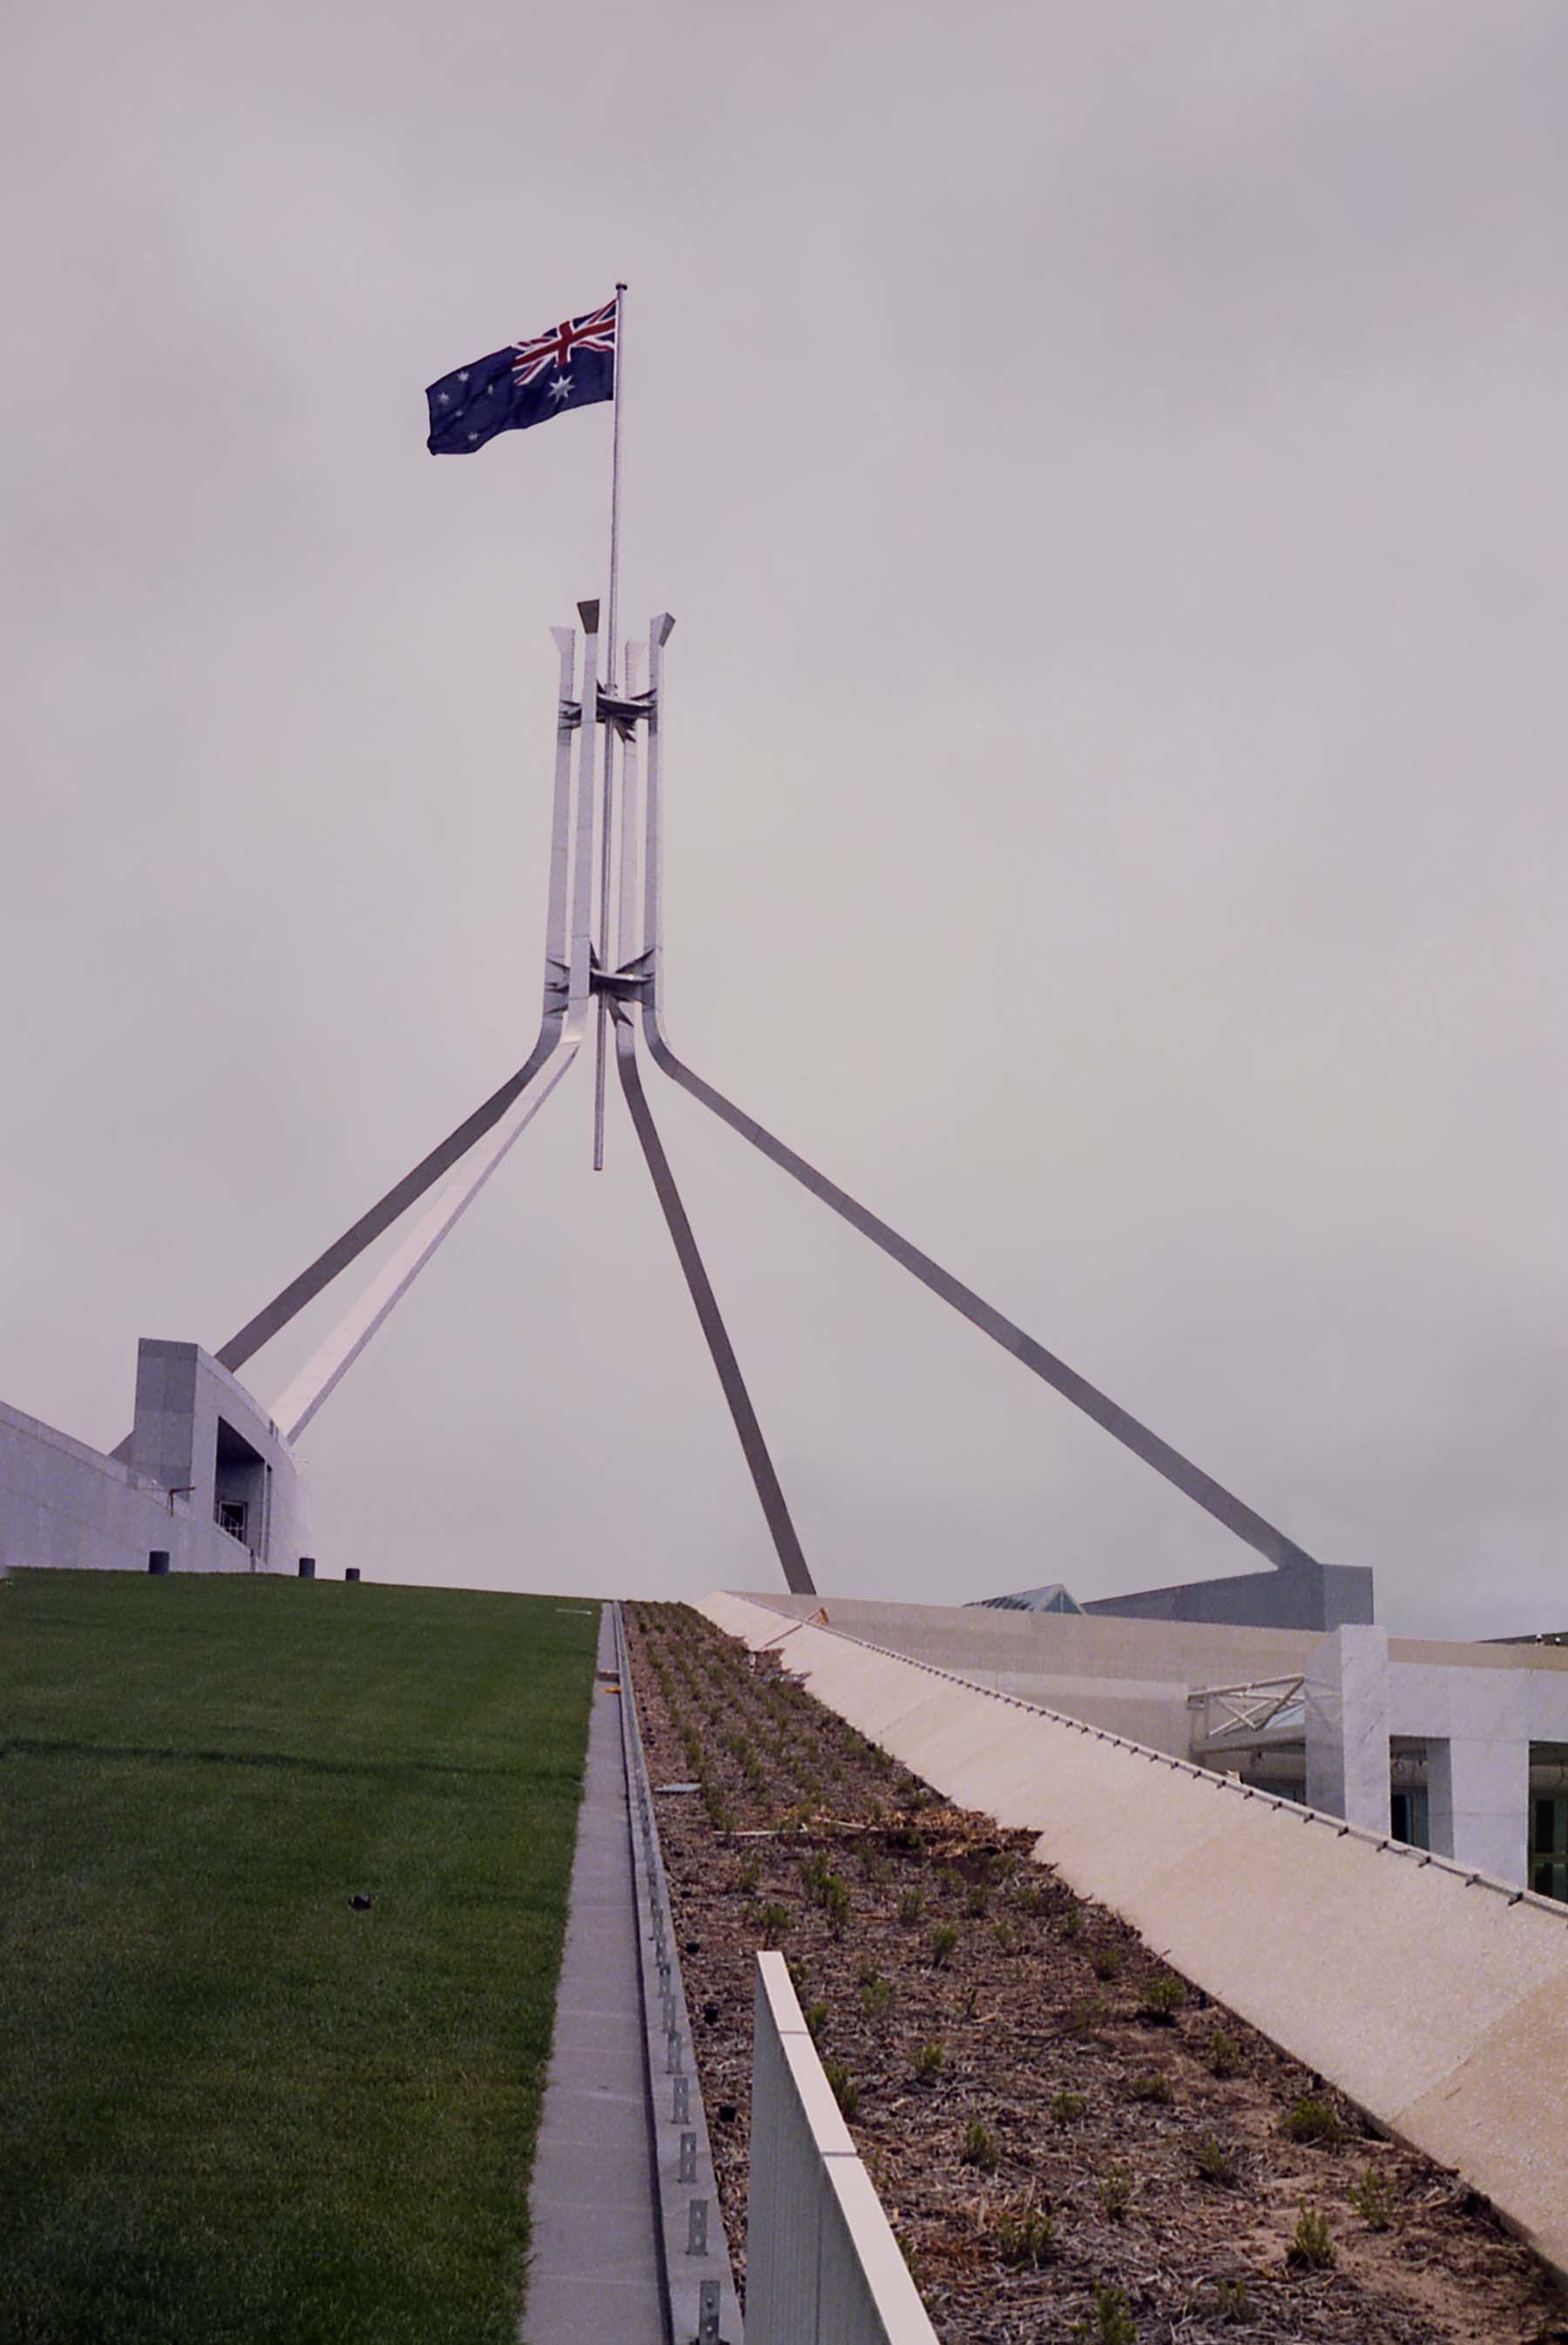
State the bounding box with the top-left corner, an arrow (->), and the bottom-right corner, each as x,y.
699,1591 -> 1568,2278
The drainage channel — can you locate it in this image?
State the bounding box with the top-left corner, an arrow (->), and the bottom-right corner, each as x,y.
612,1599 -> 745,2345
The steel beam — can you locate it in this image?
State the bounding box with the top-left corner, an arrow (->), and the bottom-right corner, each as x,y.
614,1010 -> 816,1597
637,622 -> 1321,1582
210,624 -> 584,1381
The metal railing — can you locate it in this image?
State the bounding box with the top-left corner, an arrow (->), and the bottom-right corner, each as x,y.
1186,1673 -> 1305,1748
747,1951 -> 938,2345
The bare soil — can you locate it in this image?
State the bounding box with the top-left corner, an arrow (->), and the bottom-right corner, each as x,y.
626,1602 -> 1567,2345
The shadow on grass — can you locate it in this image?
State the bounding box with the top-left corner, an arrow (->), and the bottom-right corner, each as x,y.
7,1736 -> 514,1781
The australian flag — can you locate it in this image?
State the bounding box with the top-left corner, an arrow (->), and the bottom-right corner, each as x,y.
426,296 -> 617,456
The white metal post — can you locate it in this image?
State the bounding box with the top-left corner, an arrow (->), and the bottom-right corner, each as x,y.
591,280 -> 628,1170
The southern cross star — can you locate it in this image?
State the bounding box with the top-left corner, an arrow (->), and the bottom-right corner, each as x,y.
548,374 -> 573,404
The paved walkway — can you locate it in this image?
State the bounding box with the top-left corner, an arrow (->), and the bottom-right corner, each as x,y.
521,1610 -> 665,2344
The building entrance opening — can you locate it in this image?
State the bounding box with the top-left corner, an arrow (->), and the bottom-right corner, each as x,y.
214,1417 -> 267,1560
1529,1754 -> 1568,1903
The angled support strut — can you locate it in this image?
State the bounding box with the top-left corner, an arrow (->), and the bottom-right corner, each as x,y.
633,614 -> 1321,1581
643,1024 -> 1321,1577
210,619 -> 591,1383
614,1013 -> 816,1598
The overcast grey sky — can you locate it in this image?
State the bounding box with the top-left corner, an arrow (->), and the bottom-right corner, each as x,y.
4,2 -> 1565,1636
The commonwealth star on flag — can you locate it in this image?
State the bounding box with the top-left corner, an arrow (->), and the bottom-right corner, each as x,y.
426,297 -> 618,456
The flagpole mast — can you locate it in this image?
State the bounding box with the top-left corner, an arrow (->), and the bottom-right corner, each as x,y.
591,279 -> 628,1172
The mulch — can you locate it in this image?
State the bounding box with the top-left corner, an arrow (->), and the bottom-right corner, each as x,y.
626,1602 -> 1567,2345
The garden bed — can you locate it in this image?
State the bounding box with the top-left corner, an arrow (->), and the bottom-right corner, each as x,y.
627,1601 -> 1565,2345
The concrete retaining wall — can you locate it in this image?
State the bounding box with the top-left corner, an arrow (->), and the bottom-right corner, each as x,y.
0,1398 -> 247,1575
747,1950 -> 937,2345
735,1593 -> 1326,1757
702,1591 -> 1568,2279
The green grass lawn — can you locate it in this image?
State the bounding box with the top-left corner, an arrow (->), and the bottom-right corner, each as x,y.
0,1570 -> 599,2345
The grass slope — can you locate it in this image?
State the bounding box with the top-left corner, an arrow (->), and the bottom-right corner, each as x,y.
0,1571 -> 598,2345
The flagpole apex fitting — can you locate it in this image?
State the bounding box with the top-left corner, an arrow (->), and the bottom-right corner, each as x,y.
615,280 -> 627,292
578,598 -> 600,632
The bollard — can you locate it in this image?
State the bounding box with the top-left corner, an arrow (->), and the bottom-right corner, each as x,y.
344,1567 -> 361,1582
297,1557 -> 316,1579
147,1551 -> 171,1575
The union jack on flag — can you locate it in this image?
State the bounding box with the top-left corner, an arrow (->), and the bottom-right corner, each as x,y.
510,297 -> 618,389
426,294 -> 618,456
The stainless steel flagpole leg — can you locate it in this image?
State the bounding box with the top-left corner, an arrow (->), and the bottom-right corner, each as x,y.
614,1007 -> 817,1597
105,617 -> 590,1462
591,279 -> 629,1172
636,619 -> 1327,1582
210,624 -> 582,1378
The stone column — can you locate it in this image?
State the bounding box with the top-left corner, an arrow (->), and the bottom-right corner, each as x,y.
1425,1670 -> 1529,1886
1304,1625 -> 1390,1831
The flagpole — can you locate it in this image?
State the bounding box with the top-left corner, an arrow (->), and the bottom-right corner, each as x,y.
591,279 -> 628,1172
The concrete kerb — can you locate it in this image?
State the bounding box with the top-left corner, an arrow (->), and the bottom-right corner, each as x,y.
613,1602 -> 745,2345
697,1591 -> 1568,2279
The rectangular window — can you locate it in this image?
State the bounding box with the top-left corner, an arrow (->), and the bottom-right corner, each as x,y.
1528,1789 -> 1567,1905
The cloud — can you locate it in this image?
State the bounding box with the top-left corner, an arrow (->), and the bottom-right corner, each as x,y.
3,0 -> 1565,1638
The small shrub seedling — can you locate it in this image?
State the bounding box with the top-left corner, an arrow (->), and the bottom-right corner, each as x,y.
1143,1974 -> 1185,2023
997,2201 -> 1057,2267
1098,2165 -> 1133,2221
960,2119 -> 998,2173
1350,2163 -> 1396,2232
1075,2281 -> 1136,2343
822,2060 -> 859,2121
1283,2097 -> 1343,2146
821,1874 -> 851,1937
929,1923 -> 959,1969
1288,2205 -> 1335,2270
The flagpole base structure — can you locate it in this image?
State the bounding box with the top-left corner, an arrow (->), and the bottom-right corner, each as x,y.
142,588 -> 1337,1612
